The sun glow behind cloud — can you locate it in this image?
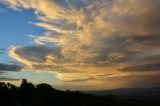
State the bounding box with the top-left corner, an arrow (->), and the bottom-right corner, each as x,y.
0,0 -> 160,90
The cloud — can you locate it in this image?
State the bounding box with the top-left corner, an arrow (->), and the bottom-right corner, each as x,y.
1,0 -> 160,89
0,48 -> 4,54
0,63 -> 22,82
0,63 -> 22,71
0,7 -> 5,12
0,77 -> 20,81
120,63 -> 160,72
8,45 -> 62,68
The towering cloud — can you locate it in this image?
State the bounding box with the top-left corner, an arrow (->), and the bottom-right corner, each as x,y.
1,0 -> 160,89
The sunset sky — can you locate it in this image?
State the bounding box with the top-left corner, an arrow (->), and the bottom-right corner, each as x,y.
0,0 -> 160,90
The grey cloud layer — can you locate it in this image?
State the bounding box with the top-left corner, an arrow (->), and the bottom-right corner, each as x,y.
1,0 -> 160,89
0,63 -> 22,71
121,63 -> 160,72
0,48 -> 4,54
0,63 -> 22,81
12,45 -> 62,63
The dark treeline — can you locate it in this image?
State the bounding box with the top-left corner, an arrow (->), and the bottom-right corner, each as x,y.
0,79 -> 159,106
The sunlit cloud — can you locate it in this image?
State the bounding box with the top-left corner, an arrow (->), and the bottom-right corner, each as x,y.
1,0 -> 160,89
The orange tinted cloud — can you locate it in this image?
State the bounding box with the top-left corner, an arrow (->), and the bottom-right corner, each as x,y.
1,0 -> 160,89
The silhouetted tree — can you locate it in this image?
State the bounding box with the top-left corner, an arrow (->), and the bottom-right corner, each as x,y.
0,80 -> 159,106
20,79 -> 35,90
36,83 -> 53,91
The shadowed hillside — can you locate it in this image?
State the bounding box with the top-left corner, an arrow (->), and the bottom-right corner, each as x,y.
0,79 -> 160,106
84,87 -> 160,97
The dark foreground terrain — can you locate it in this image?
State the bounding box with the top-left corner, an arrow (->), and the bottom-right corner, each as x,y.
0,79 -> 160,106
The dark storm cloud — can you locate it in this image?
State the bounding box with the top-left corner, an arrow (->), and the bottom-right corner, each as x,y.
120,63 -> 160,72
0,63 -> 22,71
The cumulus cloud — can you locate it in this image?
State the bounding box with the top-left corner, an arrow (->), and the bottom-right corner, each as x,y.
1,0 -> 160,89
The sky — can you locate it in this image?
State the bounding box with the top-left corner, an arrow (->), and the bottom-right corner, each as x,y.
0,0 -> 160,90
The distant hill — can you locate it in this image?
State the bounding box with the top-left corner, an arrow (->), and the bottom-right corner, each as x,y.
84,87 -> 160,97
